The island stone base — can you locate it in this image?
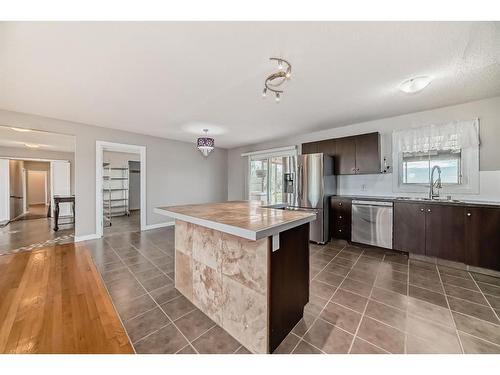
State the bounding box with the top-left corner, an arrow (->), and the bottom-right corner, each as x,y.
175,219 -> 271,353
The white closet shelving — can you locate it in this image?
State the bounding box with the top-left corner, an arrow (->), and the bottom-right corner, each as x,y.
103,162 -> 130,227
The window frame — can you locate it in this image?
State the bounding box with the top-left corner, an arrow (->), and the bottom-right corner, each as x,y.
392,139 -> 479,195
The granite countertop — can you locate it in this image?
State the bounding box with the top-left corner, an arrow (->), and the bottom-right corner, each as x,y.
154,200 -> 316,240
334,195 -> 500,208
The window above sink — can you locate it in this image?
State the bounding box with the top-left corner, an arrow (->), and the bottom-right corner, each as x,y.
402,149 -> 461,185
392,119 -> 480,195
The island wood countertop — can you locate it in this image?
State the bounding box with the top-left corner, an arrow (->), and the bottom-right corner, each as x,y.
154,200 -> 316,240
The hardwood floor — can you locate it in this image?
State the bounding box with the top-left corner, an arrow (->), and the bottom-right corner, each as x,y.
0,244 -> 133,353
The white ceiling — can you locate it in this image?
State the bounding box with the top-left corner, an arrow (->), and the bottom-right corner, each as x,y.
0,22 -> 499,149
0,125 -> 75,152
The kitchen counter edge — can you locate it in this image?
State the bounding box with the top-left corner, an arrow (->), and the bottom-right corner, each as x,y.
154,207 -> 316,241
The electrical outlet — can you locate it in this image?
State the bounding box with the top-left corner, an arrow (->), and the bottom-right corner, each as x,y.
361,184 -> 367,191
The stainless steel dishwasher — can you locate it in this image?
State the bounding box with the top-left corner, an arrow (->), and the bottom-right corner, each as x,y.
351,200 -> 393,249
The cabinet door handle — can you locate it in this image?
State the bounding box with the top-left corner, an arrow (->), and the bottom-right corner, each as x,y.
420,208 -> 424,212
427,209 -> 431,213
339,202 -> 342,206
467,212 -> 471,217
339,215 -> 342,219
338,229 -> 342,232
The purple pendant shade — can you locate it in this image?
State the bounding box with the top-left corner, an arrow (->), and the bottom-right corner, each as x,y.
197,135 -> 215,157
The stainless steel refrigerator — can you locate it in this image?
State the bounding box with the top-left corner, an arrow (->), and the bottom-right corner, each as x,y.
283,153 -> 336,244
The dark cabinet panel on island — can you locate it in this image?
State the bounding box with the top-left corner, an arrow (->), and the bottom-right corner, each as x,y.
465,207 -> 500,271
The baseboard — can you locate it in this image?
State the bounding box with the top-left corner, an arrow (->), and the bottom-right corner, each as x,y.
143,221 -> 174,231
74,233 -> 101,242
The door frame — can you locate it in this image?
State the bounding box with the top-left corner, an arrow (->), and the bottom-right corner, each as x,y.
95,141 -> 146,237
22,168 -> 27,213
0,157 -> 70,223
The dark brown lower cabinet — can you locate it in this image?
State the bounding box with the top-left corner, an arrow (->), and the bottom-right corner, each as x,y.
465,207 -> 500,271
395,202 -> 500,271
425,205 -> 465,263
330,197 -> 352,241
393,202 -> 426,254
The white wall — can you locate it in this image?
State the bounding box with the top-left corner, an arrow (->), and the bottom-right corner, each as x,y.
0,109 -> 228,238
0,159 -> 10,223
8,159 -> 24,219
27,170 -> 46,205
228,96 -> 500,202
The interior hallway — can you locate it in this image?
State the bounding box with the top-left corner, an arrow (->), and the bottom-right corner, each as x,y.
15,203 -> 48,221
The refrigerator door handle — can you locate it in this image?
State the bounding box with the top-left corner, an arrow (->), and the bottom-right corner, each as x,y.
297,164 -> 303,206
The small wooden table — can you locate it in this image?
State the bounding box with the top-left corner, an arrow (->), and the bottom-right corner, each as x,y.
53,195 -> 75,231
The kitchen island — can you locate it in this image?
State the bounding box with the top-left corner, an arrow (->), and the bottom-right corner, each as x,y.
154,201 -> 316,353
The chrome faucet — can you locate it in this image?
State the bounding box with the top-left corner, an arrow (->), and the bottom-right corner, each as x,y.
429,165 -> 442,199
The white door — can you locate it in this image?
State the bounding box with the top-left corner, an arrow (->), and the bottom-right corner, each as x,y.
0,159 -> 9,223
50,161 -> 71,216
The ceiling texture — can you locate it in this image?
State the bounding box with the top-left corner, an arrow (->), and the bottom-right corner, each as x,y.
0,125 -> 75,152
0,21 -> 499,149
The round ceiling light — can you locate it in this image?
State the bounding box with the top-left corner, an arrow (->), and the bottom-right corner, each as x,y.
24,143 -> 40,148
11,127 -> 31,132
399,76 -> 432,94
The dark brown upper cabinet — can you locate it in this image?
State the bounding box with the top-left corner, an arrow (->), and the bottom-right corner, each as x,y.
334,136 -> 357,175
301,132 -> 380,175
316,139 -> 336,156
355,133 -> 381,174
301,142 -> 318,154
465,207 -> 500,271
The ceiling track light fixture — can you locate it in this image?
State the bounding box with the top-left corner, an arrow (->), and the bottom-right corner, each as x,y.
262,57 -> 292,103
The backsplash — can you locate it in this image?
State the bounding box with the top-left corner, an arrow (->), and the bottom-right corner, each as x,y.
338,170 -> 500,201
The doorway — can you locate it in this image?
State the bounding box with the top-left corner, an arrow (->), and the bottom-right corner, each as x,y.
25,169 -> 48,220
0,125 -> 76,255
95,141 -> 146,237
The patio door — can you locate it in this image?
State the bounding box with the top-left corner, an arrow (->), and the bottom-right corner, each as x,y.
248,153 -> 295,205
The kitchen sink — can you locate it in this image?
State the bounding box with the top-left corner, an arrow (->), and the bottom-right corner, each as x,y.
395,197 -> 463,203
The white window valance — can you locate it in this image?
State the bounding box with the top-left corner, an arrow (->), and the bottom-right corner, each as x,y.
393,119 -> 480,153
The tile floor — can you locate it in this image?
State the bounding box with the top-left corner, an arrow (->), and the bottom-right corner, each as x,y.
82,228 -> 500,354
